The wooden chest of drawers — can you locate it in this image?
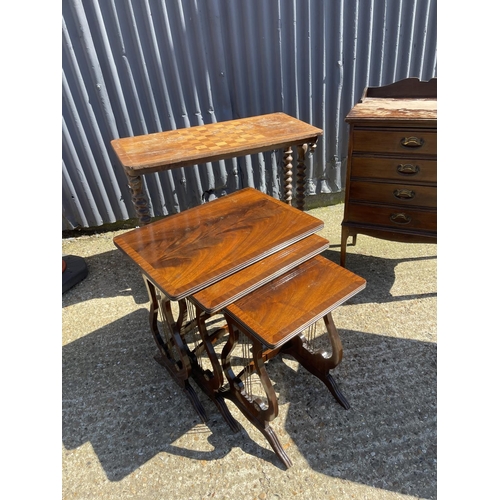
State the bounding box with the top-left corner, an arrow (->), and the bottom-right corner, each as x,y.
340,78 -> 437,267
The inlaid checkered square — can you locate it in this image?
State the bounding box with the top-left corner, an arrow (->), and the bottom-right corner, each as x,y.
173,120 -> 267,153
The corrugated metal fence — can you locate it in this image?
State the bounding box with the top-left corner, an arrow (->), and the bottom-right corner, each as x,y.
62,0 -> 437,230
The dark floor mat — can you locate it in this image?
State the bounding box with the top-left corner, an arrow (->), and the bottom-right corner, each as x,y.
62,255 -> 88,293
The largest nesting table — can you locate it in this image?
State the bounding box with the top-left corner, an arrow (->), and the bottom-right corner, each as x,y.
114,187 -> 366,468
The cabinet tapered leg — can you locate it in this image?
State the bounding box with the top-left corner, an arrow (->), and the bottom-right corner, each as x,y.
340,226 -> 350,267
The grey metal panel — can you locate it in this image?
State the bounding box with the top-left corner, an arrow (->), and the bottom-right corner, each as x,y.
62,0 -> 437,229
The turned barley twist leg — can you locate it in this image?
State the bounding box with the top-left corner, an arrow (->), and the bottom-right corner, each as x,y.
309,137 -> 318,158
283,146 -> 293,206
127,173 -> 151,226
296,143 -> 308,211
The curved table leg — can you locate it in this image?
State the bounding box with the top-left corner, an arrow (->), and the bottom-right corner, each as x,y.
186,307 -> 240,433
220,320 -> 293,469
340,226 -> 358,268
143,277 -> 208,422
281,312 -> 350,409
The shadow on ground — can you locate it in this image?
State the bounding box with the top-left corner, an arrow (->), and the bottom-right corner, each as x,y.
323,246 -> 437,304
62,239 -> 436,498
62,313 -> 436,498
275,330 -> 436,499
62,310 -> 282,481
62,249 -> 149,307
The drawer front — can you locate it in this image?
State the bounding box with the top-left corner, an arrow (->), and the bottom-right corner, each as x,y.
345,203 -> 436,233
352,128 -> 436,156
350,157 -> 436,183
349,181 -> 436,208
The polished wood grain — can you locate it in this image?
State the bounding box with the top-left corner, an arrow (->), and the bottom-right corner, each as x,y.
111,112 -> 322,175
111,113 -> 323,224
349,180 -> 436,207
220,255 -> 366,468
350,157 -> 437,183
113,187 -> 323,300
224,255 -> 366,349
190,234 -> 329,313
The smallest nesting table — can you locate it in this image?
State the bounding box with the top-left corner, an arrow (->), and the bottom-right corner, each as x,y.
200,254 -> 365,468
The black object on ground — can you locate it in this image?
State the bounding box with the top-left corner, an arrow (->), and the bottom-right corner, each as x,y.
62,255 -> 88,293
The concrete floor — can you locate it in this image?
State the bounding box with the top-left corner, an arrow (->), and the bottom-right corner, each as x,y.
62,202 -> 437,500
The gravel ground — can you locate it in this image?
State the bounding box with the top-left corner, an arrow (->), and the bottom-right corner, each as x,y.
62,202 -> 436,500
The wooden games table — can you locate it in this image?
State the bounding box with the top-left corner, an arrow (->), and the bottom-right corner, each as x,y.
111,112 -> 323,224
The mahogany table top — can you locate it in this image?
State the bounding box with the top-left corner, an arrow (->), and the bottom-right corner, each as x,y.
190,233 -> 329,314
113,188 -> 323,300
224,255 -> 366,349
111,112 -> 323,175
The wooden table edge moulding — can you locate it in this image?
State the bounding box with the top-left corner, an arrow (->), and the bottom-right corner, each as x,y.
111,112 -> 324,224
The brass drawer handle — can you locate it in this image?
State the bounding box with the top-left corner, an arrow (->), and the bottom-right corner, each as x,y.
401,136 -> 424,148
390,213 -> 412,224
397,163 -> 420,175
393,189 -> 415,200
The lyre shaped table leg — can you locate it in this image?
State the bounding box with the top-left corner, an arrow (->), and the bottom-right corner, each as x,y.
186,307 -> 240,433
281,312 -> 350,409
220,320 -> 293,469
143,277 -> 208,422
